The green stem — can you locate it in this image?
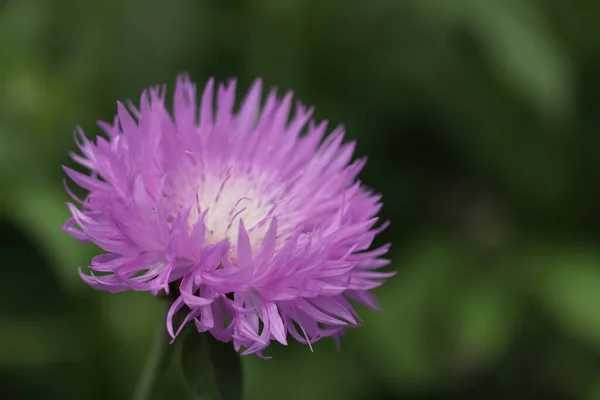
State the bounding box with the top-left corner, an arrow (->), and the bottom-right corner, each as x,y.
132,317 -> 174,400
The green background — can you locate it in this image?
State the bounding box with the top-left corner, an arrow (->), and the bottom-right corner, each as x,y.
2,0 -> 600,398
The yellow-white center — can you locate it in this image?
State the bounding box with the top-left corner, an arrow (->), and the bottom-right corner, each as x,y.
188,173 -> 281,252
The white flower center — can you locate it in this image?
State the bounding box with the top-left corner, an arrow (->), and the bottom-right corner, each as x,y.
188,173 -> 281,252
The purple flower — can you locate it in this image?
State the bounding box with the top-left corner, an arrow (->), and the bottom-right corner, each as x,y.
64,75 -> 392,356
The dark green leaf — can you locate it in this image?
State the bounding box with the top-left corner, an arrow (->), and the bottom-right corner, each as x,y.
206,336 -> 244,400
181,331 -> 243,400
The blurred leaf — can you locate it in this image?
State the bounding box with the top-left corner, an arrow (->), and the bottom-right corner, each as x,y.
409,0 -> 573,120
451,279 -> 518,371
467,0 -> 572,120
3,179 -> 92,293
244,343 -> 367,400
0,0 -> 48,66
0,127 -> 92,295
103,293 -> 165,345
0,131 -> 28,185
119,0 -> 211,91
0,318 -> 84,367
181,332 -> 243,400
244,0 -> 307,92
359,234 -> 475,389
585,377 -> 600,400
537,247 -> 600,351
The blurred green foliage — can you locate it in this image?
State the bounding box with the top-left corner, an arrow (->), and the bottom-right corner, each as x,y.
2,0 -> 600,398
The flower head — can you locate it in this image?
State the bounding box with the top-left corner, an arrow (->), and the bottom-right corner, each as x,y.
64,75 -> 392,356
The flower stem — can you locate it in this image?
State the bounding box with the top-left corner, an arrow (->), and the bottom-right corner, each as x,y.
132,317 -> 174,400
